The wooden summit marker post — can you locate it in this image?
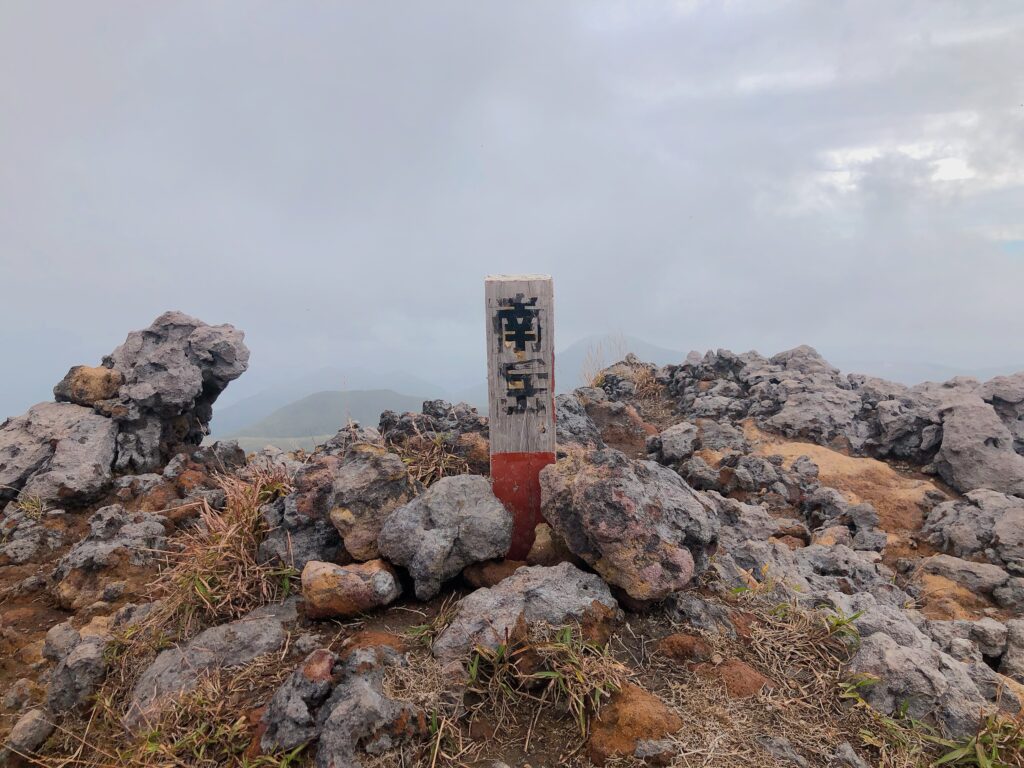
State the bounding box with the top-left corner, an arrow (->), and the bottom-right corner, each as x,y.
485,275 -> 556,560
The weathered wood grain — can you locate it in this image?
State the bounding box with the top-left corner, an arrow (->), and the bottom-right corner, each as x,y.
485,275 -> 555,455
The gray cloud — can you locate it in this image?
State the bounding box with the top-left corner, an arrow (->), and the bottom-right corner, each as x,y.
2,1 -> 1023,416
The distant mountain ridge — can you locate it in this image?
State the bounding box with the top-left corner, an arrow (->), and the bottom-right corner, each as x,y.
230,389 -> 426,439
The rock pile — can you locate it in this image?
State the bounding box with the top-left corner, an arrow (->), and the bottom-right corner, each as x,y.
8,322 -> 1024,767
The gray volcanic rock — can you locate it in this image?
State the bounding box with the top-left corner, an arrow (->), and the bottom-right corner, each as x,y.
1000,619 -> 1024,683
852,632 -> 1017,738
125,601 -> 295,729
3,708 -> 55,759
261,648 -> 336,752
46,635 -> 109,713
432,563 -> 620,661
933,396 -> 1024,497
923,489 -> 1024,574
260,442 -> 418,570
659,345 -> 1024,496
2,312 -> 247,505
921,554 -> 1010,596
980,372 -> 1024,453
315,644 -> 426,768
378,475 -> 512,599
259,453 -> 347,571
540,449 -> 719,601
0,503 -> 64,566
653,421 -> 698,463
554,392 -> 605,449
98,311 -> 249,473
328,443 -> 419,562
0,402 -> 117,506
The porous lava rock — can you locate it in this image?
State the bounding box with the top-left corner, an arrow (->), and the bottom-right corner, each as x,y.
432,563 -> 621,662
540,448 -> 719,601
378,474 -> 512,599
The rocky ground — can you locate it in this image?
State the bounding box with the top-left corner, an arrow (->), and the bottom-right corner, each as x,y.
2,315 -> 1024,767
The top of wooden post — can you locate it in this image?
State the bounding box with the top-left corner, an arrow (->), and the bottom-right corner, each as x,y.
485,273 -> 552,282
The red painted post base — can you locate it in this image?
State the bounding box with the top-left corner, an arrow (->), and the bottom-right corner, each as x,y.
491,451 -> 557,560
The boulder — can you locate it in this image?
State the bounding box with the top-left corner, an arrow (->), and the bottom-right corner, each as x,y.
923,489 -> 1024,574
124,601 -> 295,729
301,560 -> 401,619
432,563 -> 620,661
921,554 -> 1009,596
654,421 -> 698,463
53,365 -> 123,407
0,402 -> 117,506
377,475 -> 512,599
46,635 -> 108,713
851,632 -> 1017,738
933,396 -> 1024,496
3,708 -> 55,759
540,449 -> 719,601
328,444 -> 419,561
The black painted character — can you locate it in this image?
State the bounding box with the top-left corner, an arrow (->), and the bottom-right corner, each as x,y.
503,358 -> 549,414
495,294 -> 541,353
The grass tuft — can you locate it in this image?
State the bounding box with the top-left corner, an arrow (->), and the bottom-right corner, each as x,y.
146,466 -> 297,638
386,422 -> 469,487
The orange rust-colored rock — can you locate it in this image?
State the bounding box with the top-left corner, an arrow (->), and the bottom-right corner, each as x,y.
462,559 -> 526,589
301,560 -> 402,619
54,365 -> 123,406
657,633 -> 713,664
587,682 -> 684,766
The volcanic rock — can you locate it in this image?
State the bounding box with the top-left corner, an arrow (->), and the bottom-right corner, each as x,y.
540,448 -> 719,601
377,474 -> 511,599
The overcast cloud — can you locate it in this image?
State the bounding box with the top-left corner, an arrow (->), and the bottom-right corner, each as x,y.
2,1 -> 1023,418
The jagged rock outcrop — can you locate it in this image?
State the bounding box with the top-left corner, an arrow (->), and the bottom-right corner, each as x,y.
0,312 -> 248,509
92,311 -> 250,473
657,345 -> 1024,497
540,449 -> 719,601
378,474 -> 512,599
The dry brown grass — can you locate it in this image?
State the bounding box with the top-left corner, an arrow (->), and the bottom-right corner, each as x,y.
386,424 -> 470,487
30,652 -> 299,768
144,467 -> 297,639
18,467 -> 305,768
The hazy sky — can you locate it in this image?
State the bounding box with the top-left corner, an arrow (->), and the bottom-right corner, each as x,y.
2,1 -> 1023,418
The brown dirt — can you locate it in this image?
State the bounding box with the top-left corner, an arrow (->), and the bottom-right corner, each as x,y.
700,658 -> 775,699
586,682 -> 684,766
745,420 -> 945,537
657,633 -> 713,664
